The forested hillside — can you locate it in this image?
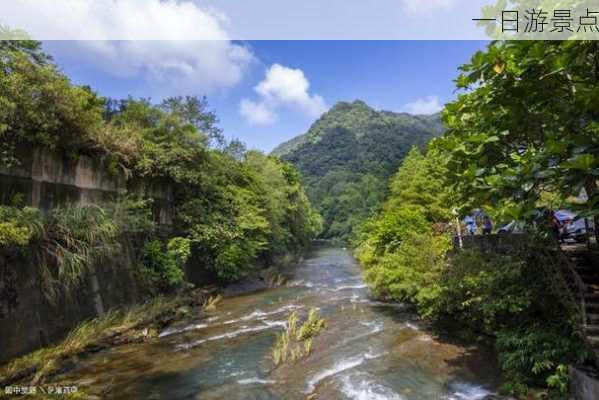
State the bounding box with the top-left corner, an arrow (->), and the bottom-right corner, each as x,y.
0,40 -> 322,291
272,100 -> 443,240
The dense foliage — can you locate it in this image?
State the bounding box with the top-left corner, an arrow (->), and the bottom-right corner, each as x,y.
273,100 -> 444,240
355,148 -> 452,305
437,41 -> 599,240
357,41 -> 599,397
0,40 -> 321,292
435,246 -> 589,395
434,40 -> 599,395
143,237 -> 191,291
356,147 -> 589,396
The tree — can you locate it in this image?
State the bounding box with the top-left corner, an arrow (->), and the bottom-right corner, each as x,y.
0,40 -> 104,166
0,41 -> 322,287
160,96 -> 225,148
355,148 -> 453,302
437,41 -> 599,240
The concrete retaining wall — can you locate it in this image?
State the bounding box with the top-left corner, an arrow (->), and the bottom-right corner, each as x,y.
570,365 -> 599,399
0,147 -> 175,364
0,146 -> 174,222
454,234 -> 529,254
0,242 -> 142,364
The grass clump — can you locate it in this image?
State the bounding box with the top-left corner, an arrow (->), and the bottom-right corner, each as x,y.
262,269 -> 288,287
0,295 -> 185,384
296,308 -> 327,340
36,205 -> 121,302
201,294 -> 222,311
271,308 -> 326,367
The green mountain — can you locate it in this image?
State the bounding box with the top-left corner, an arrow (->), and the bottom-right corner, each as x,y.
272,100 -> 444,240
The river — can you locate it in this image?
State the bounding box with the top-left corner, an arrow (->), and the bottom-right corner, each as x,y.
61,245 -> 502,399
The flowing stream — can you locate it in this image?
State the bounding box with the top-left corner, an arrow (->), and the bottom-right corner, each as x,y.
62,245 -> 502,399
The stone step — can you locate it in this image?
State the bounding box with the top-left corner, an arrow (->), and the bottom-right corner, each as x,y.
586,325 -> 599,335
586,313 -> 599,323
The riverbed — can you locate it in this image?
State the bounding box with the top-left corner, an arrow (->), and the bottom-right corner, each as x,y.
60,245 -> 502,399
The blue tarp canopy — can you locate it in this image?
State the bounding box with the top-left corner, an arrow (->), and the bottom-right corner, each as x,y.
555,209 -> 576,222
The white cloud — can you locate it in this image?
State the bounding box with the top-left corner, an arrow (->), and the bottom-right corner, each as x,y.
403,96 -> 444,115
401,0 -> 456,14
255,64 -> 327,116
0,0 -> 491,40
2,0 -> 230,40
240,64 -> 327,126
3,0 -> 254,96
73,40 -> 253,97
240,99 -> 276,125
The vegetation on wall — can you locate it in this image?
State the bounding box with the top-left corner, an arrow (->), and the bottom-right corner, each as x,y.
0,40 -> 321,296
0,203 -> 132,300
273,100 -> 444,240
35,205 -> 121,300
142,237 -> 191,291
0,205 -> 42,248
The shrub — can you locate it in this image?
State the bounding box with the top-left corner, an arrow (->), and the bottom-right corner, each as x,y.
421,249 -> 533,332
142,237 -> 191,291
0,206 -> 43,248
362,231 -> 450,303
497,326 -> 588,397
107,197 -> 155,235
36,205 -> 121,300
426,243 -> 591,395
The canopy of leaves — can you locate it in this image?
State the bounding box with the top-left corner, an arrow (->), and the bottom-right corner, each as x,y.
0,40 -> 321,285
0,41 -> 105,166
355,148 -> 453,302
436,41 -> 599,226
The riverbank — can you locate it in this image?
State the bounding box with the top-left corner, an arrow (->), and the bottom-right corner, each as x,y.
0,249 -> 306,394
0,288 -> 218,391
11,245 -> 505,399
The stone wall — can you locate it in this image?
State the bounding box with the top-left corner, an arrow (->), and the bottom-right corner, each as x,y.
0,242 -> 142,364
570,365 -> 599,400
0,146 -> 174,222
0,147 -> 174,364
453,233 -> 530,254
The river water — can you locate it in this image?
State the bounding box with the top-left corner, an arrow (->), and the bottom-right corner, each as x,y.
62,245 -> 502,399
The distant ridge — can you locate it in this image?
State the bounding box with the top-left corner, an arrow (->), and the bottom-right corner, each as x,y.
271,100 -> 444,239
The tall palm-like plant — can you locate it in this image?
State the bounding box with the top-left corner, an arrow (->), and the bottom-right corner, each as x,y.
35,205 -> 120,301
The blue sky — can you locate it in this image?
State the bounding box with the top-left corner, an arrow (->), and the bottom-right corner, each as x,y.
43,41 -> 487,152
